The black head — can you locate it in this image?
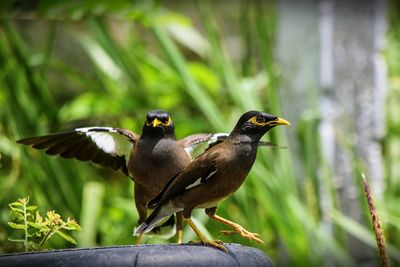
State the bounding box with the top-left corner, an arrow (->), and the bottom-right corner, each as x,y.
230,110 -> 290,141
142,110 -> 175,137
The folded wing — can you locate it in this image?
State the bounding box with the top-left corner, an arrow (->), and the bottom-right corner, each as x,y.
147,150 -> 221,208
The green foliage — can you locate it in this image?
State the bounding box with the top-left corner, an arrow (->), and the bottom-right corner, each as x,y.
8,197 -> 80,252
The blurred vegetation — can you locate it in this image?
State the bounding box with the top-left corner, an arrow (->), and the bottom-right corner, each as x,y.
8,197 -> 80,251
0,0 -> 399,266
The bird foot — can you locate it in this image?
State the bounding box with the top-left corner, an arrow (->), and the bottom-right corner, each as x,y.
219,225 -> 264,244
188,239 -> 227,252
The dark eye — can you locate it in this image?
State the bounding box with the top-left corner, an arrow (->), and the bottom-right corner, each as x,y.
256,116 -> 264,123
160,117 -> 168,123
147,115 -> 155,122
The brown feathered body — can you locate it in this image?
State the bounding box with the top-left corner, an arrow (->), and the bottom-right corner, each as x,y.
134,111 -> 290,236
129,135 -> 191,222
168,139 -> 256,215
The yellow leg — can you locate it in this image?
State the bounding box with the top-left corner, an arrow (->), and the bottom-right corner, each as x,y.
176,211 -> 184,244
136,232 -> 144,245
177,229 -> 183,244
185,218 -> 226,252
209,214 -> 264,244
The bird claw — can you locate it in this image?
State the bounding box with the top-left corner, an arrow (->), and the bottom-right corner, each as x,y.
214,239 -> 224,245
218,226 -> 264,244
188,239 -> 227,252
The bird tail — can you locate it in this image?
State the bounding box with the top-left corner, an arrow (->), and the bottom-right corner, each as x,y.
133,203 -> 180,236
145,215 -> 176,239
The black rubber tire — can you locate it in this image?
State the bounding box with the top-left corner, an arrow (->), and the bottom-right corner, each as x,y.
0,244 -> 274,267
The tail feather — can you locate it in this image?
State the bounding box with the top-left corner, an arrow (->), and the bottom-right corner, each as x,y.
133,203 -> 180,236
144,215 -> 176,239
150,214 -> 175,234
134,206 -> 161,235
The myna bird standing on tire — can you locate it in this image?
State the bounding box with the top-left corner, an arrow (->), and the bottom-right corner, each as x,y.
17,110 -> 227,243
134,111 -> 290,251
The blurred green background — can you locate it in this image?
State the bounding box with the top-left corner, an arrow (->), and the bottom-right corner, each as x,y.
1,1 -> 400,266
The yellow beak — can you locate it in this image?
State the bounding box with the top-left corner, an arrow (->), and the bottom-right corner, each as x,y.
275,117 -> 291,126
152,118 -> 162,127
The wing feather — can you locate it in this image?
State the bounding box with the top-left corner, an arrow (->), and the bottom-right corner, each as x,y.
17,127 -> 138,175
147,147 -> 222,208
179,133 -> 228,160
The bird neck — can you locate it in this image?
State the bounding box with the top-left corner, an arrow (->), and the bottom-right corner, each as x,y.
228,132 -> 262,146
228,135 -> 259,170
141,129 -> 176,140
141,125 -> 176,140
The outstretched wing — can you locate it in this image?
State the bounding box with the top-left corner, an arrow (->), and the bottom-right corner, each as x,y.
179,133 -> 281,160
17,127 -> 138,176
179,133 -> 228,160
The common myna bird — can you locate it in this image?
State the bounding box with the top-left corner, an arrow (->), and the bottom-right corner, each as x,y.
134,110 -> 290,251
17,110 -> 228,243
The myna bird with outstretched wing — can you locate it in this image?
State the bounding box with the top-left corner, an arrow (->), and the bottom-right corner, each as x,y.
134,111 -> 290,251
17,110 -> 228,243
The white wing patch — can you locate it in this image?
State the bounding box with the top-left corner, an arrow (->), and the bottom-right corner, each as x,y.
76,127 -> 133,162
76,126 -> 114,132
185,169 -> 217,190
184,133 -> 228,160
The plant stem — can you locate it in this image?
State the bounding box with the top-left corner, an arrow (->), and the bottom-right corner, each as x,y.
39,225 -> 55,247
362,174 -> 391,267
23,199 -> 28,252
24,203 -> 28,252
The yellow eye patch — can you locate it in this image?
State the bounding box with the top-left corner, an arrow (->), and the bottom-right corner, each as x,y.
248,116 -> 270,126
248,116 -> 291,127
146,116 -> 172,127
164,116 -> 172,126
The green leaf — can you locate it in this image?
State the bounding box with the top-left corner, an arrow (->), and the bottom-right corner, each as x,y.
26,205 -> 38,211
8,222 -> 27,229
18,197 -> 29,205
9,210 -> 24,221
39,226 -> 50,233
9,201 -> 24,207
8,237 -> 25,243
34,231 -> 42,237
63,224 -> 81,231
26,212 -> 35,220
27,232 -> 36,238
28,222 -> 41,229
64,220 -> 81,231
28,241 -> 42,251
55,231 -> 77,245
9,206 -> 24,213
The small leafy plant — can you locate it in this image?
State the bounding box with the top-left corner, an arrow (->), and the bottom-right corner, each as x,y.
8,197 -> 80,252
